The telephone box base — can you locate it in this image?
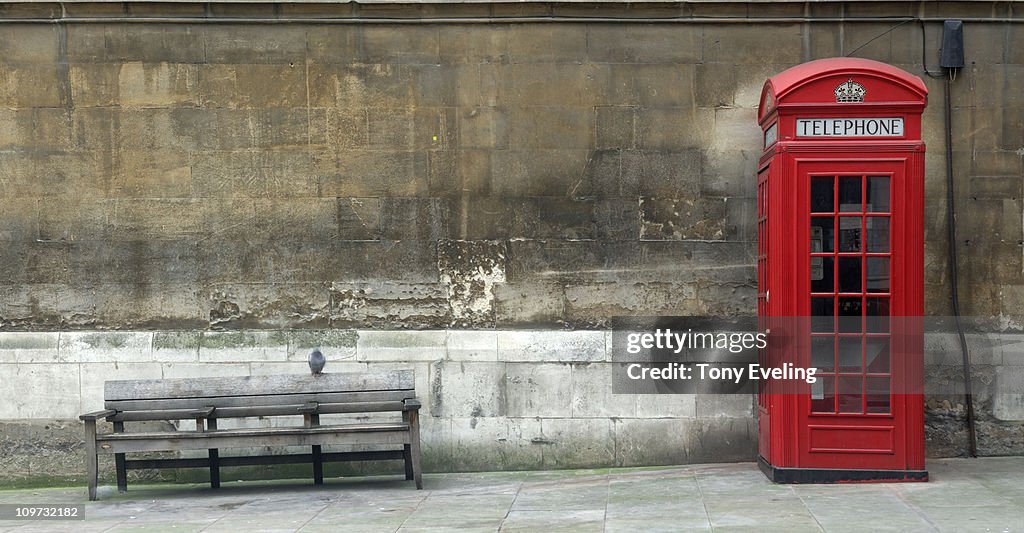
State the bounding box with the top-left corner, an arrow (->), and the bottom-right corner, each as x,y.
758,456 -> 928,483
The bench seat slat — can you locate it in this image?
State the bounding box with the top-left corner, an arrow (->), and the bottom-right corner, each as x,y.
106,390 -> 412,412
105,371 -> 414,401
95,425 -> 412,454
123,450 -> 406,470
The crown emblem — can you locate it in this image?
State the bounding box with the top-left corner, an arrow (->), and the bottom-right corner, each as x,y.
835,79 -> 866,103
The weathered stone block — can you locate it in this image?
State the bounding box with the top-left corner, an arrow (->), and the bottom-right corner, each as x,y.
588,25 -> 701,64
357,330 -> 446,362
492,281 -> 566,327
205,26 -> 304,64
494,64 -> 607,107
640,196 -> 734,241
367,108 -> 415,149
635,393 -> 698,419
432,361 -> 506,418
505,363 -> 573,417
0,363 -> 81,418
161,362 -> 251,379
328,282 -> 448,329
447,330 -> 498,362
695,63 -> 737,108
594,198 -> 641,241
458,107 -> 508,149
0,332 -> 59,364
360,26 -> 440,64
0,63 -> 62,108
609,64 -> 696,107
490,149 -> 591,196
286,329 -> 358,362
438,240 -> 506,327
70,240 -> 198,285
450,416 -> 541,471
0,25 -> 58,63
59,331 -> 154,363
79,362 -> 163,410
438,26 -> 509,65
253,198 -> 340,244
199,331 -> 289,363
703,25 -> 802,64
457,197 -> 595,240
570,363 -> 637,418
695,394 -> 754,419
507,107 -> 594,150
538,418 -> 616,469
595,106 -> 636,150
153,331 -> 200,363
380,198 -> 451,242
497,331 -> 606,363
622,149 -> 702,197
192,150 -> 319,198
336,197 -> 381,241
318,150 -> 427,197
636,108 -> 714,150
0,199 -> 38,241
308,63 -> 413,109
506,25 -> 587,64
199,64 -> 304,108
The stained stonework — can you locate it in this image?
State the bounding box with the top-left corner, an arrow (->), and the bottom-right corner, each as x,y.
1,1 -> 1023,478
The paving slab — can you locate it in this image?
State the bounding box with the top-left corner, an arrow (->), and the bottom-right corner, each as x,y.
0,458 -> 1023,532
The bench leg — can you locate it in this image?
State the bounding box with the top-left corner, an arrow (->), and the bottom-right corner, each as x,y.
403,444 -> 414,481
408,410 -> 423,490
208,419 -> 220,489
84,420 -> 99,501
312,445 -> 323,485
113,421 -> 127,493
208,449 -> 221,489
115,454 -> 128,493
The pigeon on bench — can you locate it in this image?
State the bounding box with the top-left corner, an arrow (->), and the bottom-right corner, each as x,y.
308,349 -> 326,376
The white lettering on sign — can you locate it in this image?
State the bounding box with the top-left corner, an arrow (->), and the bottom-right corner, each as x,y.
796,117 -> 904,138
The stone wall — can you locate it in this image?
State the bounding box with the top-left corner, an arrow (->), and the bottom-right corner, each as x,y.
1,1 -> 1023,482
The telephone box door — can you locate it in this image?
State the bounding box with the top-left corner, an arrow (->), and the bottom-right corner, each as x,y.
800,158 -> 912,470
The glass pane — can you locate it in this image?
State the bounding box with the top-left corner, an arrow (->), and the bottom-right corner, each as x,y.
811,176 -> 834,212
811,256 -> 834,293
811,297 -> 834,333
867,176 -> 890,212
838,376 -> 863,413
866,298 -> 890,333
811,375 -> 836,413
866,257 -> 890,293
811,336 -> 835,371
866,337 -> 890,374
837,336 -> 863,372
811,217 -> 834,253
838,257 -> 862,293
838,297 -> 862,333
839,176 -> 862,212
866,217 -> 890,253
866,377 -> 891,413
838,217 -> 862,252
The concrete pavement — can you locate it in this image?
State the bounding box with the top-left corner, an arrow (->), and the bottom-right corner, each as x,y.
1,457 -> 1022,532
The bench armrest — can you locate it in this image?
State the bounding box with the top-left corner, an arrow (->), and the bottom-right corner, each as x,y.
403,399 -> 421,411
80,409 -> 116,421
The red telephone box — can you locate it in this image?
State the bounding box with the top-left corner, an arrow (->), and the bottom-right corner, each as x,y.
756,58 -> 928,482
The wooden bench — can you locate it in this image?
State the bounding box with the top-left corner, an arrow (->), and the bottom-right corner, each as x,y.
79,370 -> 422,500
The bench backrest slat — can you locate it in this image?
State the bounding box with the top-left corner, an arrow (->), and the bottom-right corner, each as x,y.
109,401 -> 410,421
105,371 -> 413,401
105,390 -> 412,412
